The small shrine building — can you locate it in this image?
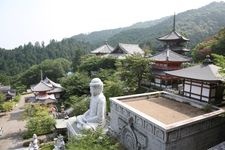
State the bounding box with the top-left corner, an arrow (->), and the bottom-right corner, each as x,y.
31,77 -> 63,104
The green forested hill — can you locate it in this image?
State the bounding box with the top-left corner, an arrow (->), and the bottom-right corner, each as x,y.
192,27 -> 225,60
0,39 -> 91,75
1,1 -> 225,76
72,2 -> 225,49
71,16 -> 168,46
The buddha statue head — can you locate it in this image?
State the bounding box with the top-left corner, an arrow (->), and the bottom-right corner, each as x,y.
89,78 -> 103,96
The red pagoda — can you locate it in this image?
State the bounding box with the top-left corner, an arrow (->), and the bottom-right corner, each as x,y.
151,14 -> 191,88
151,47 -> 191,88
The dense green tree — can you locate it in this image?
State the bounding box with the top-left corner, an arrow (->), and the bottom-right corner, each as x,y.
211,28 -> 225,55
24,105 -> 55,138
212,54 -> 225,76
15,58 -> 71,88
0,74 -> 11,85
72,49 -> 86,71
60,72 -> 90,98
65,95 -> 89,116
0,92 -> 5,103
79,55 -> 117,75
116,55 -> 152,93
0,39 -> 91,76
192,28 -> 225,61
104,74 -> 126,111
0,92 -> 6,111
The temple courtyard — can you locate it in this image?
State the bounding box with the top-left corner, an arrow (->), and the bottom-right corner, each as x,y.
0,94 -> 33,150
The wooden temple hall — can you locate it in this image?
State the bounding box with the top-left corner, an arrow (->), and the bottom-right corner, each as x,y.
166,56 -> 225,104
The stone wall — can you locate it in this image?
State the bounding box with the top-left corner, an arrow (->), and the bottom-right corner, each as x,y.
109,92 -> 225,150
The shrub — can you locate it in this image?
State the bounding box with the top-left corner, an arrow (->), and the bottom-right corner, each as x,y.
24,105 -> 56,139
1,101 -> 15,112
13,95 -> 21,102
67,129 -> 124,150
40,143 -> 54,150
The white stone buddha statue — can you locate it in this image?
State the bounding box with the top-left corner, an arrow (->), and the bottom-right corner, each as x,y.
76,78 -> 106,130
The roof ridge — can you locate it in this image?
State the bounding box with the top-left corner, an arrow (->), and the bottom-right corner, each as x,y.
118,43 -> 129,54
41,80 -> 53,88
168,49 -> 191,59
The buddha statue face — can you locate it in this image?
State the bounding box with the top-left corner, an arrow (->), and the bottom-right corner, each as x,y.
89,78 -> 103,96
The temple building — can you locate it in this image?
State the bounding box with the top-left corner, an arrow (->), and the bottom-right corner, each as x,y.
157,14 -> 190,54
150,14 -> 191,88
166,56 -> 225,103
30,77 -> 63,104
0,84 -> 16,100
151,47 -> 191,88
91,41 -> 114,56
107,43 -> 145,59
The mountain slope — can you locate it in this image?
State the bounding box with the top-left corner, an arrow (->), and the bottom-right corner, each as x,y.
71,16 -> 168,47
71,1 -> 225,49
192,27 -> 225,61
0,39 -> 92,75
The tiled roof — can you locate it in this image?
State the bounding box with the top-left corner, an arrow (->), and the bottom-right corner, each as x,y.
208,141 -> 225,150
44,77 -> 62,88
166,64 -> 224,82
91,43 -> 114,54
0,85 -> 11,92
31,81 -> 53,92
151,48 -> 191,62
31,77 -> 63,92
111,43 -> 144,55
157,31 -> 189,41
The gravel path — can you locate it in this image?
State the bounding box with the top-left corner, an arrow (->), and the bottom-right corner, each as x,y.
0,94 -> 33,150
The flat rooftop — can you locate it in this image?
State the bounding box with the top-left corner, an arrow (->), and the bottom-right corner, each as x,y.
123,96 -> 206,124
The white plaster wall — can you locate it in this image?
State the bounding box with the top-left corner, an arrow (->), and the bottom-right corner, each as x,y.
191,85 -> 201,95
184,84 -> 190,92
202,88 -> 209,97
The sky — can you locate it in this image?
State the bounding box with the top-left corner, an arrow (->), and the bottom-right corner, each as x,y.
0,0 -> 224,49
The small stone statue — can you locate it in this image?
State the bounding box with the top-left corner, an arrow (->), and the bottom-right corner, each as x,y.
76,78 -> 106,130
53,134 -> 65,150
28,134 -> 39,150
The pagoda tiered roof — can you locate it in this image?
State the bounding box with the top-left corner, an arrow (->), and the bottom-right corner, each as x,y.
151,48 -> 191,62
157,30 -> 189,42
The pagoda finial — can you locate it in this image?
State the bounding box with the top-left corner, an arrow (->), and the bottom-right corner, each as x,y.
173,13 -> 176,31
40,70 -> 43,81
